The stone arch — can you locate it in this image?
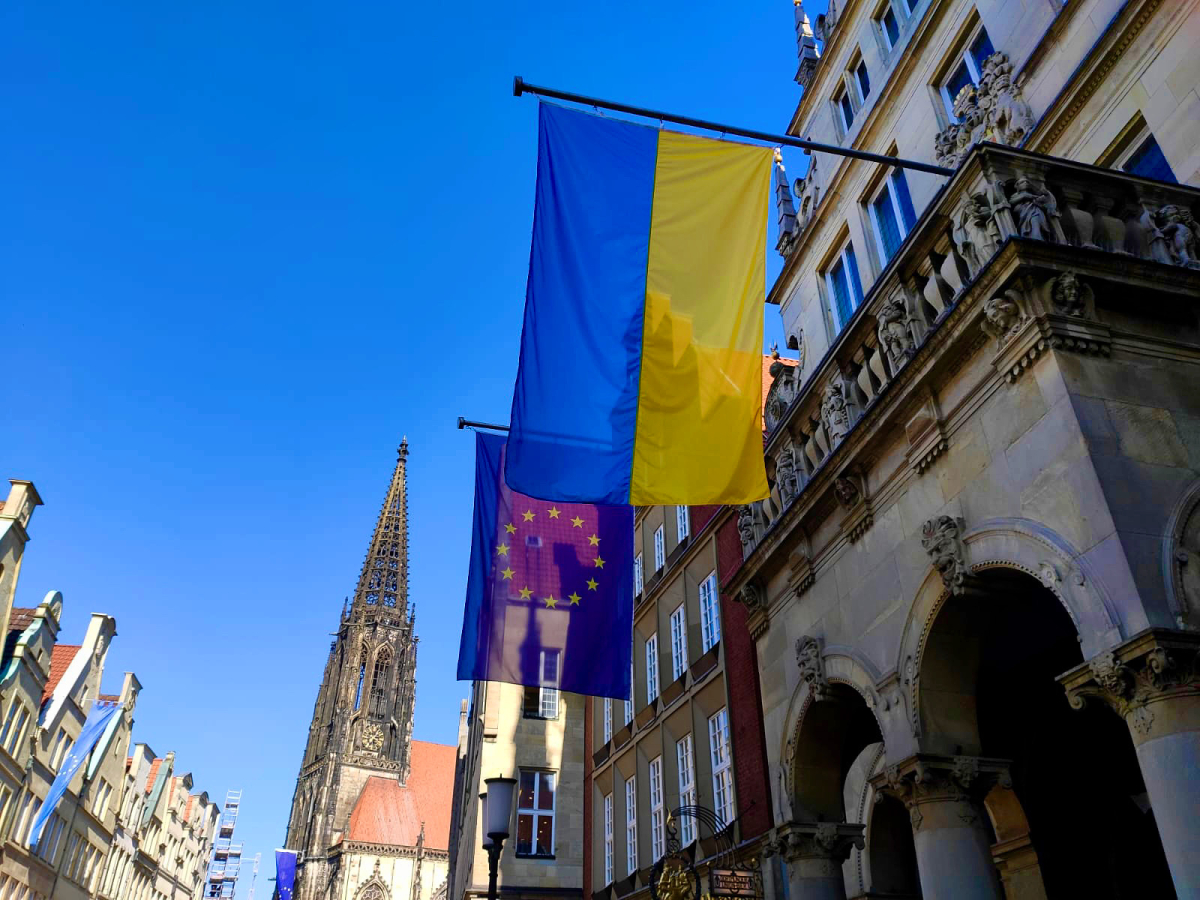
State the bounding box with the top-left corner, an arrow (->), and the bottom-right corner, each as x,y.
780,643 -> 900,824
895,516 -> 1124,743
355,879 -> 390,900
1163,476 -> 1200,630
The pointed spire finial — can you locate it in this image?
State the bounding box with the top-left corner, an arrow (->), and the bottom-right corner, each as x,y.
351,442 -> 410,612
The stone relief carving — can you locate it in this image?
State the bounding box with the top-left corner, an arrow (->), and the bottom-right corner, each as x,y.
736,505 -> 756,557
1149,204 -> 1200,269
921,516 -> 970,595
833,476 -> 860,509
933,52 -> 1033,167
796,635 -> 829,703
813,0 -> 839,43
821,379 -> 854,444
1170,489 -> 1200,629
980,289 -> 1026,345
1065,636 -> 1200,737
793,156 -> 821,236
953,190 -> 1003,271
777,443 -> 801,505
736,582 -> 766,616
876,297 -> 915,372
1049,271 -> 1093,318
764,347 -> 800,434
1009,176 -> 1061,241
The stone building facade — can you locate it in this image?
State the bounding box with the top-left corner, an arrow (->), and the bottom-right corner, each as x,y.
284,441 -> 455,900
581,481 -> 777,900
448,677 -> 586,900
724,1 -> 1200,898
0,479 -> 219,900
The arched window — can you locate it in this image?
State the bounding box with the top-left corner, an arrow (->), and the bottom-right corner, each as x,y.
369,649 -> 391,717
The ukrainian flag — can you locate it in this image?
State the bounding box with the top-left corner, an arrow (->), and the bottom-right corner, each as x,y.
507,103 -> 772,506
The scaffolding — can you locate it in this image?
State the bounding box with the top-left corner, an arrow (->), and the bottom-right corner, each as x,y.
204,789 -> 246,898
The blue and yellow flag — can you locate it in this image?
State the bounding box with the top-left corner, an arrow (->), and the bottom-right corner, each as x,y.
507,102 -> 772,506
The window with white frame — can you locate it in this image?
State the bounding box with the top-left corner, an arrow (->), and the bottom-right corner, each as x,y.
604,793 -> 614,884
37,813 -> 66,862
523,650 -> 560,718
676,734 -> 697,845
699,571 -> 721,652
17,793 -> 41,844
877,2 -> 901,50
708,708 -> 734,829
603,699 -> 613,744
835,85 -> 855,134
649,756 -> 665,861
625,776 -> 638,875
645,634 -> 660,703
92,779 -> 113,818
516,770 -> 556,857
624,660 -> 634,725
868,167 -> 919,264
49,728 -> 72,773
653,526 -> 665,572
852,57 -> 871,104
824,239 -> 866,333
0,787 -> 12,829
675,506 -> 689,542
669,604 -> 688,682
634,553 -> 644,595
940,26 -> 995,119
0,701 -> 30,757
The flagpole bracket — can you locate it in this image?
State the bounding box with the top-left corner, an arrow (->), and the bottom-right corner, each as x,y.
513,76 -> 525,97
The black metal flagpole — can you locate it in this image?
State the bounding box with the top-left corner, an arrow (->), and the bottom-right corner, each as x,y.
457,417 -> 510,433
513,75 -> 955,177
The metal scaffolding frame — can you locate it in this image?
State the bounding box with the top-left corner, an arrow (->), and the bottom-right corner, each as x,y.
204,789 -> 246,898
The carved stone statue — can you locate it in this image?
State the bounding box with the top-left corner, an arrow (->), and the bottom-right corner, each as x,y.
921,516 -> 969,595
1009,176 -> 1060,241
821,380 -> 852,443
982,52 -> 1034,146
796,635 -> 829,702
934,123 -> 961,170
876,298 -> 914,370
954,192 -> 1000,272
980,289 -> 1025,343
737,582 -> 765,615
1155,204 -> 1200,268
777,445 -> 800,505
736,505 -> 756,555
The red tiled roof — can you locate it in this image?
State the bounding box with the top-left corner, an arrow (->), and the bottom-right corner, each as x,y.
98,693 -> 120,702
7,607 -> 36,635
42,644 -> 82,704
146,759 -> 164,794
184,794 -> 197,822
346,741 -> 456,851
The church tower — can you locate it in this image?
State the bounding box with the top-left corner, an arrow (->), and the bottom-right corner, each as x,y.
284,439 -> 425,899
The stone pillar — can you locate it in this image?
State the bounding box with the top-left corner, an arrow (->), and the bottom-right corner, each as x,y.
871,755 -> 1007,900
763,822 -> 864,900
1059,628 -> 1200,897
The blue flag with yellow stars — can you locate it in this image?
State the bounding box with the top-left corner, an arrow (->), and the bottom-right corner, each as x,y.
458,431 -> 633,700
275,849 -> 297,900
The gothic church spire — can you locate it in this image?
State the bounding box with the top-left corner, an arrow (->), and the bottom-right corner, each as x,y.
352,437 -> 410,613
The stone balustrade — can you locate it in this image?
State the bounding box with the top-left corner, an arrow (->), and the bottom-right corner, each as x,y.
738,142 -> 1200,564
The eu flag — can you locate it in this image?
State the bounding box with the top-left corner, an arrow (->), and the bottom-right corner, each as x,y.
457,432 -> 633,700
275,849 -> 297,900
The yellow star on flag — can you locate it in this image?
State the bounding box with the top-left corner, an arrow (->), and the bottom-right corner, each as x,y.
588,534 -> 600,546
568,592 -> 581,605
500,567 -> 514,580
586,578 -> 598,591
519,586 -> 533,600
496,543 -> 509,557
548,506 -> 561,518
544,595 -> 558,608
505,523 -> 517,534
594,555 -> 606,569
570,515 -> 584,528
522,510 -> 535,522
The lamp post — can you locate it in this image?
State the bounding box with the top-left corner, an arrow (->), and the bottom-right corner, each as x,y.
482,776 -> 517,900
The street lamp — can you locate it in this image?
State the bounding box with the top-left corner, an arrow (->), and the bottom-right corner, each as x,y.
482,776 -> 517,900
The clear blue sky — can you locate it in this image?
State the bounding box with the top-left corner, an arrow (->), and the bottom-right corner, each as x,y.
3,0 -> 822,882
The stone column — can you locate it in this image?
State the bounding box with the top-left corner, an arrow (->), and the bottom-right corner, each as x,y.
764,822 -> 864,900
1059,628 -> 1200,897
871,755 -> 1007,900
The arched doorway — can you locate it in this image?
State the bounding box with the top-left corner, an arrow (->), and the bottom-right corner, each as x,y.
791,682 -> 921,898
920,570 -> 1173,898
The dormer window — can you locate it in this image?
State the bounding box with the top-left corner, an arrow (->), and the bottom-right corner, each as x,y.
941,26 -> 995,119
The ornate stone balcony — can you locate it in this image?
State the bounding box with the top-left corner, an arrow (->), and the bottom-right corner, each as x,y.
736,142 -> 1200,597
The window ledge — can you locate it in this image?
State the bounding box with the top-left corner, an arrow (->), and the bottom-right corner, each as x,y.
515,852 -> 556,860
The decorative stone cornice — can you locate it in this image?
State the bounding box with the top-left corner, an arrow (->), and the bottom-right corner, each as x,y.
1058,628 -> 1200,741
763,821 -> 864,863
870,754 -> 1011,832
